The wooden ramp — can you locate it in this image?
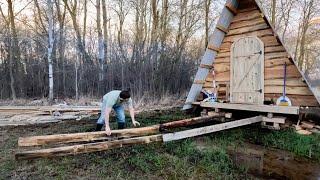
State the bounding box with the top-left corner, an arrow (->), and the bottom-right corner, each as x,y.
15,116 -> 263,160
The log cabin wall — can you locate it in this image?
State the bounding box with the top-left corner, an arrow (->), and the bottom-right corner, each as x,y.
203,0 -> 319,107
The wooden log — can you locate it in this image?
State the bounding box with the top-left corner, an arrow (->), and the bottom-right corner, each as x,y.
163,116 -> 263,142
265,46 -> 286,53
260,36 -> 280,46
264,78 -> 307,87
214,57 -> 230,64
265,65 -> 301,79
18,125 -> 160,147
219,45 -> 285,54
214,59 -> 296,73
216,24 -> 229,34
232,10 -> 262,23
229,17 -> 265,30
224,29 -> 274,42
265,52 -> 289,60
216,52 -> 230,58
207,44 -> 220,52
18,116 -> 218,147
228,23 -> 269,36
159,116 -> 219,130
214,63 -> 230,73
225,2 -> 238,15
265,58 -> 292,68
215,85 -> 312,96
219,35 -> 279,56
215,64 -> 302,82
16,135 -> 163,160
264,86 -> 313,95
238,7 -> 258,13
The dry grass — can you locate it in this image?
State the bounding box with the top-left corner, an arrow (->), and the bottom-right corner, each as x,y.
0,93 -> 185,111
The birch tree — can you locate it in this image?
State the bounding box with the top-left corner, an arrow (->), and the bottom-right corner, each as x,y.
47,0 -> 54,101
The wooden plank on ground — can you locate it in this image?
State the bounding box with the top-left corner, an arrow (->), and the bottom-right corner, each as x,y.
163,116 -> 263,142
16,135 -> 163,160
200,102 -> 300,115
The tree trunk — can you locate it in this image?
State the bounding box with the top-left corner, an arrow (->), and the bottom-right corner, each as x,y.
55,1 -> 67,97
47,0 -> 54,102
7,0 -> 18,100
272,0 -> 276,26
63,0 -> 91,65
96,0 -> 105,82
204,0 -> 211,48
82,0 -> 87,49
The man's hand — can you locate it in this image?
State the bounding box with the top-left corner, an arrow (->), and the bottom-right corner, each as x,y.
105,126 -> 111,136
132,120 -> 140,127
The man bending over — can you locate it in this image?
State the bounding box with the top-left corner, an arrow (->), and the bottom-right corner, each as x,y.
95,90 -> 140,135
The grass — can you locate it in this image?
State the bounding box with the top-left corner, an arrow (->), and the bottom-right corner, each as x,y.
205,125 -> 320,162
0,111 -> 320,179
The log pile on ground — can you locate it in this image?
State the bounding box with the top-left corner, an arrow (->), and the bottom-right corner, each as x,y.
15,115 -> 263,160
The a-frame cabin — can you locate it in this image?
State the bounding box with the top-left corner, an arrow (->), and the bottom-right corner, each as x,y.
184,0 -> 320,114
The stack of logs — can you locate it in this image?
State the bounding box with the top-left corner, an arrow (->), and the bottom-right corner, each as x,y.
16,114 -> 266,160
15,115 -> 220,160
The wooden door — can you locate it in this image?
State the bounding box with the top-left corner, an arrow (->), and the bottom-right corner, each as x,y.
230,36 -> 264,104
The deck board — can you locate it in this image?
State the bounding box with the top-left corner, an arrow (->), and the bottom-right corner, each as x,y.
199,102 -> 299,115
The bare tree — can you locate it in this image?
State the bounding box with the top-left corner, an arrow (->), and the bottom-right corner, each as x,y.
271,0 -> 276,25
278,0 -> 295,42
47,0 -> 54,102
63,0 -> 91,64
55,0 -> 67,96
96,0 -> 105,82
204,0 -> 211,47
0,0 -> 20,100
296,0 -> 316,69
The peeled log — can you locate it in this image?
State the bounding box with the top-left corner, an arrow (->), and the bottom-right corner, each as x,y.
18,125 -> 160,147
15,135 -> 163,160
18,116 -> 218,147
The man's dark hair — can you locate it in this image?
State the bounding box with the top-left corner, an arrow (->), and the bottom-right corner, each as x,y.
120,90 -> 131,99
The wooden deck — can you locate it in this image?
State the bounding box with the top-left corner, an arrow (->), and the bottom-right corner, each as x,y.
197,102 -> 300,115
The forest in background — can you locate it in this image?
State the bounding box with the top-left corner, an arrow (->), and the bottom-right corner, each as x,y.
0,0 -> 319,102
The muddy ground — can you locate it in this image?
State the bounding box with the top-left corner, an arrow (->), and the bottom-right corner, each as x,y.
1,109 -> 320,180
